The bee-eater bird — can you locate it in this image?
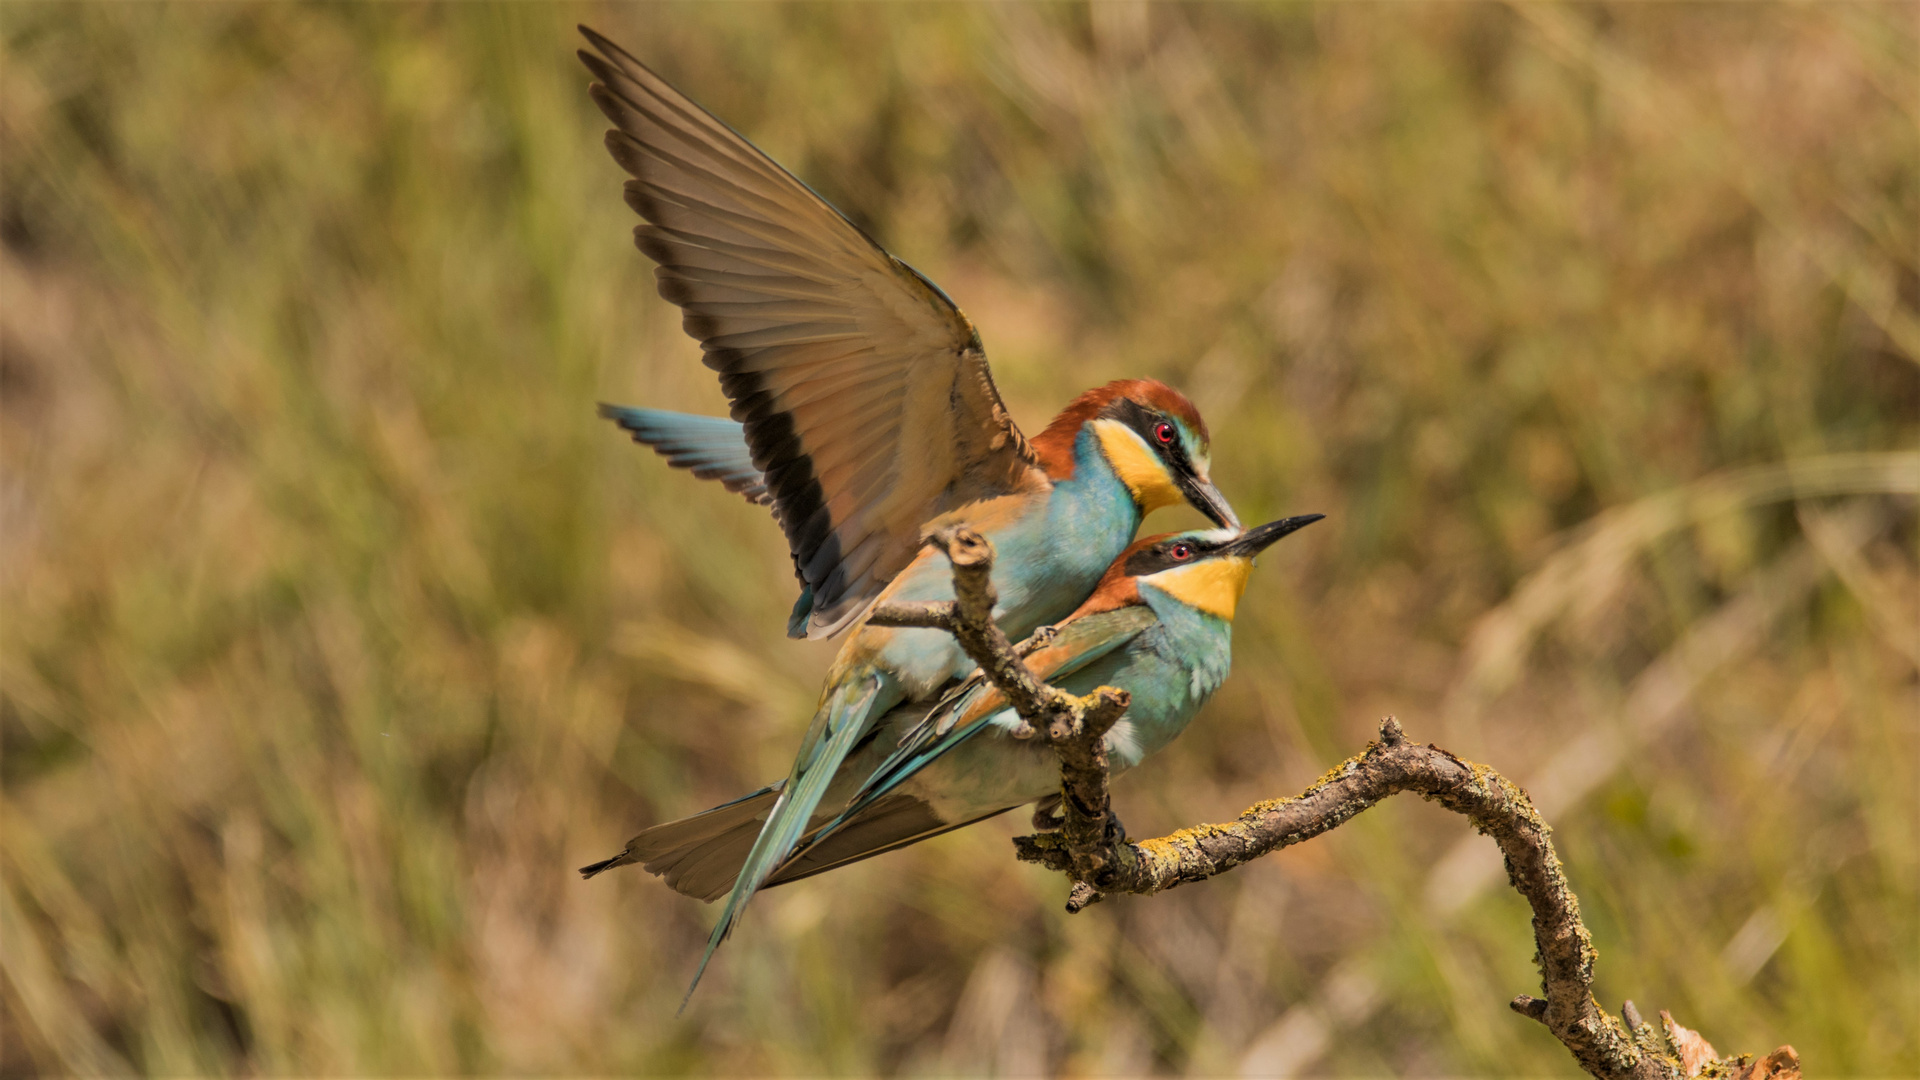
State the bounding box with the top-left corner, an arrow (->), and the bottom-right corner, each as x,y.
576,29 -> 1254,1002
582,514 -> 1322,997
577,26 -> 1238,648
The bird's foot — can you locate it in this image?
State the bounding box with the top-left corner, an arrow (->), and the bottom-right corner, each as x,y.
1030,794 -> 1064,831
1014,624 -> 1059,658
1027,796 -> 1125,843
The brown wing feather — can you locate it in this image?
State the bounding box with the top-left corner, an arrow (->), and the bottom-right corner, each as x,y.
580,28 -> 1042,636
764,797 -> 1015,889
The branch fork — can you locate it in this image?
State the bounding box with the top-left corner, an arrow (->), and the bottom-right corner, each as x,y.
867,529 -> 1798,1080
867,528 -> 1133,895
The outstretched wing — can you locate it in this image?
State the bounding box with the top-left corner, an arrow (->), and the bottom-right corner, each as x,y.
580,28 -> 1045,637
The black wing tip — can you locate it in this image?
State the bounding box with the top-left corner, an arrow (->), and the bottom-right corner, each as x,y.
579,53 -> 619,88
576,25 -> 615,74
579,854 -> 624,879
576,31 -> 645,98
578,25 -> 654,82
577,24 -> 615,54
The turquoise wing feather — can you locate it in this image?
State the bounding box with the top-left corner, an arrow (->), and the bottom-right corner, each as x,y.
803,606 -> 1159,848
685,674 -> 884,1004
599,404 -> 815,636
598,405 -> 768,503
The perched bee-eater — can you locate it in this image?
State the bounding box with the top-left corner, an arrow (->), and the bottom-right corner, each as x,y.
582,515 -> 1322,995
577,27 -> 1250,981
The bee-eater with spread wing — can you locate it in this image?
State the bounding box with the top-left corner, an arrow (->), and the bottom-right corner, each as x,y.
582,515 -> 1322,996
576,28 -> 1259,1000
578,27 -> 1237,647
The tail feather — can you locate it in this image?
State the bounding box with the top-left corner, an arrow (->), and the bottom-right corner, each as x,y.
587,788 -> 1013,902
687,676 -> 884,1004
577,783 -> 780,896
767,795 -> 1013,888
668,835 -> 767,903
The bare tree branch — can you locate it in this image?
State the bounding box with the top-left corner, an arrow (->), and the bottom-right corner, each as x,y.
884,530 -> 1802,1080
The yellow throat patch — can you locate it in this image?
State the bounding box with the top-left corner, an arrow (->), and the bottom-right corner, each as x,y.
1147,557 -> 1255,621
1092,419 -> 1181,511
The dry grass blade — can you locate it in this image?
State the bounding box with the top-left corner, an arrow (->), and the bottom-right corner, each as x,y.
1250,504 -> 1891,1075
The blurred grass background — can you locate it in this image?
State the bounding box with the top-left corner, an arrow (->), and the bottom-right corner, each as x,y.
2,2 -> 1916,1075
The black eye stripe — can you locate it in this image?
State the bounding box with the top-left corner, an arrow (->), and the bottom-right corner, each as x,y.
1123,537 -> 1220,575
1100,398 -> 1197,475
1161,430 -> 1193,473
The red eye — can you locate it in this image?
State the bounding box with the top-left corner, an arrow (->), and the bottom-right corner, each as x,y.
1154,422 -> 1176,445
1170,543 -> 1194,561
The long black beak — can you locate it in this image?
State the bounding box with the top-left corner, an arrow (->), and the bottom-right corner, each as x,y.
1224,514 -> 1324,557
1179,472 -> 1242,531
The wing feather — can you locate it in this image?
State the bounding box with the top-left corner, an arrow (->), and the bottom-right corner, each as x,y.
786,606 -> 1159,864
599,406 -> 771,506
581,27 -> 1042,637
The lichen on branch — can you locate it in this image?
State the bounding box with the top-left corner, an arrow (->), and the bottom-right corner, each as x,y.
875,530 -> 1801,1080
